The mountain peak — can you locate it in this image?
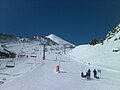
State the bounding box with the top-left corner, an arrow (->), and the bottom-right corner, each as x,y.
47,34 -> 59,39
46,34 -> 75,47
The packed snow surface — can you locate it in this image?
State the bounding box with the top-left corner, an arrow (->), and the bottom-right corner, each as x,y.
0,41 -> 120,90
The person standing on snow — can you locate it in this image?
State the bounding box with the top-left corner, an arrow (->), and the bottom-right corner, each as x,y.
87,69 -> 91,79
93,69 -> 97,78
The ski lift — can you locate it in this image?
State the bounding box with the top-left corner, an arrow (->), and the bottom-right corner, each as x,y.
6,61 -> 15,68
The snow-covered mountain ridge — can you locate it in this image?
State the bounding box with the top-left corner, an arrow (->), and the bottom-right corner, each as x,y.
105,23 -> 120,42
47,34 -> 75,47
0,33 -> 75,47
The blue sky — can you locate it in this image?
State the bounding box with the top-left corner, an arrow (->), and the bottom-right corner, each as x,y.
0,0 -> 120,45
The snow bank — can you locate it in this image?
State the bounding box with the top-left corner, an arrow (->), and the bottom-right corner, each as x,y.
68,41 -> 120,71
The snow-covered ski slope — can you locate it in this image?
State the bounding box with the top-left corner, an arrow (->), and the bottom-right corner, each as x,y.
68,42 -> 120,71
0,41 -> 120,90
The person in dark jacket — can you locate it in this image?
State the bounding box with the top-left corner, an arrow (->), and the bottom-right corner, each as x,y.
81,72 -> 84,77
93,69 -> 97,78
87,69 -> 91,79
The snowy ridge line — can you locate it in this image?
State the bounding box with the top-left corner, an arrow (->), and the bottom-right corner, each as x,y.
47,34 -> 75,47
69,55 -> 120,73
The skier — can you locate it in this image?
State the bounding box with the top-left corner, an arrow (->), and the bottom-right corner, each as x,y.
81,72 -> 84,78
26,55 -> 28,58
87,69 -> 91,79
93,69 -> 97,78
